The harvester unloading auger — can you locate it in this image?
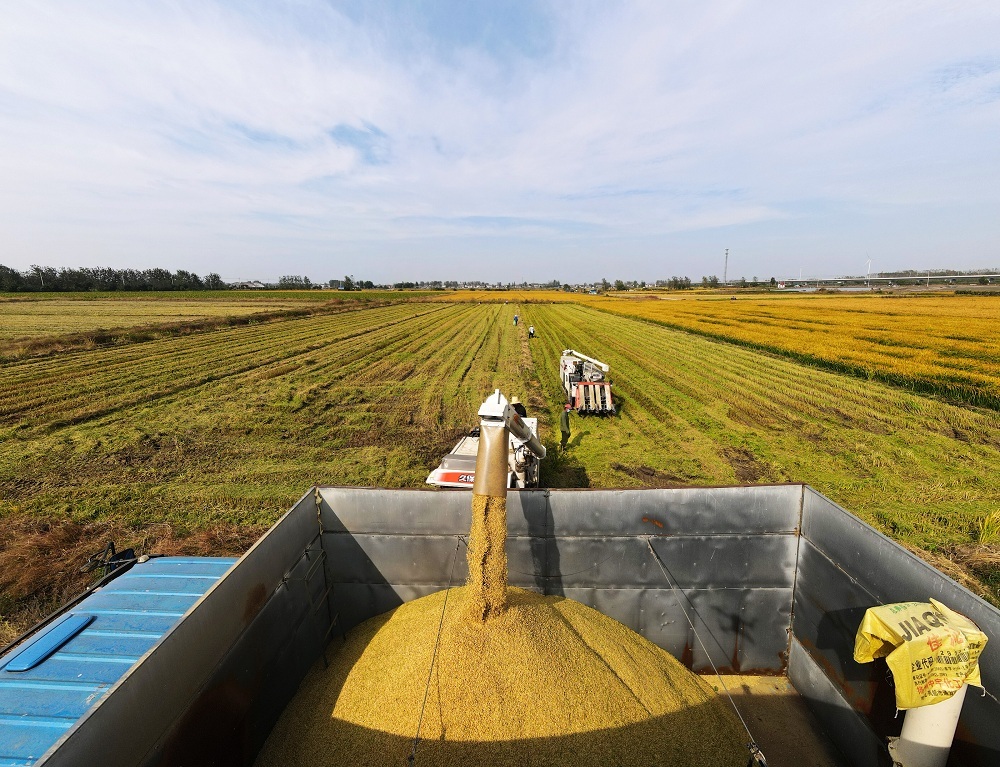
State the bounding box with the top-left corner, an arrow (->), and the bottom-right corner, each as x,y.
464,389 -> 546,619
560,348 -> 615,414
426,392 -> 544,489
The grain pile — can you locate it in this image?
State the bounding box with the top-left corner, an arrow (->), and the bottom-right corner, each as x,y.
256,491 -> 747,766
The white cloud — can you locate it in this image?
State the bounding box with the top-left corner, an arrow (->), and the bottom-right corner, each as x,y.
0,1 -> 998,281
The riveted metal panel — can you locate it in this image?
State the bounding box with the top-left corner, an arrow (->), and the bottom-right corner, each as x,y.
318,485 -> 804,538
545,485 -> 803,536
501,534 -> 798,590
792,541 -> 882,707
950,685 -> 1000,767
319,488 -> 471,535
331,583 -> 468,636
323,533 -> 547,590
561,586 -> 792,674
561,534 -> 797,589
324,533 -> 467,585
317,487 -> 799,676
654,588 -> 792,673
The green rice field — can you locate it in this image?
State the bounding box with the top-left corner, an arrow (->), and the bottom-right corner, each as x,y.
1,294 -> 998,639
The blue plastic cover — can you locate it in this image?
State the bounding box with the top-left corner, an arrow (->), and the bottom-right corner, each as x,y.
0,557 -> 236,766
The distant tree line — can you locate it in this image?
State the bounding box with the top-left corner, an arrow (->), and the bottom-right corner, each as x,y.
273,275 -> 382,290
601,275 -> 784,291
0,264 -> 225,292
277,275 -> 314,289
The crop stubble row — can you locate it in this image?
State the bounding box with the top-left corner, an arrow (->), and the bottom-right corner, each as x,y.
0,303 -> 453,429
0,302 -> 538,523
541,303 -> 993,442
442,291 -> 999,409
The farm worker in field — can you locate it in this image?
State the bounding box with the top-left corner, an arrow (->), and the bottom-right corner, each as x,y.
528,325 -> 535,339
513,314 -> 519,326
560,404 -> 572,449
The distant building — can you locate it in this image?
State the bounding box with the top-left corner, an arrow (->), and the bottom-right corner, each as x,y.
232,280 -> 267,289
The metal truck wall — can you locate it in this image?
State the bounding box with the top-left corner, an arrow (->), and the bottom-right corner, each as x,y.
318,485 -> 800,674
320,485 -> 1000,767
41,484 -> 999,767
792,488 -> 1000,767
38,490 -> 332,767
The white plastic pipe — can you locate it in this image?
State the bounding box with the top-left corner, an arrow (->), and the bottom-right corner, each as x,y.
889,684 -> 968,767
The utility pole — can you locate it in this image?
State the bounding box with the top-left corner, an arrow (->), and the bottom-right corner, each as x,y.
723,249 -> 729,287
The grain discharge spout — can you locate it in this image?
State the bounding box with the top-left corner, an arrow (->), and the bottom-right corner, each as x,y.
467,389 -> 545,621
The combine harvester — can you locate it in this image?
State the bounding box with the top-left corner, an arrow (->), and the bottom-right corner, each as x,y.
560,349 -> 615,414
1,390 -> 998,767
425,409 -> 541,489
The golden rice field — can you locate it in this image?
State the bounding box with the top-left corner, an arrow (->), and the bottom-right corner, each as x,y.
441,290 -> 1000,410
600,293 -> 1000,410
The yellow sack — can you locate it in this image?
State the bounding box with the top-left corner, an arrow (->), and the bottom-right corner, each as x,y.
854,599 -> 988,709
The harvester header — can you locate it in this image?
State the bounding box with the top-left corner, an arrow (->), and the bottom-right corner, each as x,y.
560,349 -> 615,415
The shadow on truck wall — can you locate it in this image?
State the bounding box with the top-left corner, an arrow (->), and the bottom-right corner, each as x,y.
522,491 -> 564,598
155,515 -> 396,767
812,608 -> 902,742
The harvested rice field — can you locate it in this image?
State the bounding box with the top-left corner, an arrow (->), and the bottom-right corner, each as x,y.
0,290 -> 424,360
0,294 -> 305,340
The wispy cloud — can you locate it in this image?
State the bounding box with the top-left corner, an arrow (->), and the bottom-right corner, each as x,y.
0,1 -> 998,281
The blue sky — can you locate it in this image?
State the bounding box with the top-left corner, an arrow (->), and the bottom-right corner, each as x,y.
1,1 -> 999,283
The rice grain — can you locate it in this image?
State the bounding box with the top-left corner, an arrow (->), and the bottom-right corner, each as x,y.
255,488 -> 747,766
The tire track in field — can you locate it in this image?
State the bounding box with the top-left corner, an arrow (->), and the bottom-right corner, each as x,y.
285,302 -> 492,431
